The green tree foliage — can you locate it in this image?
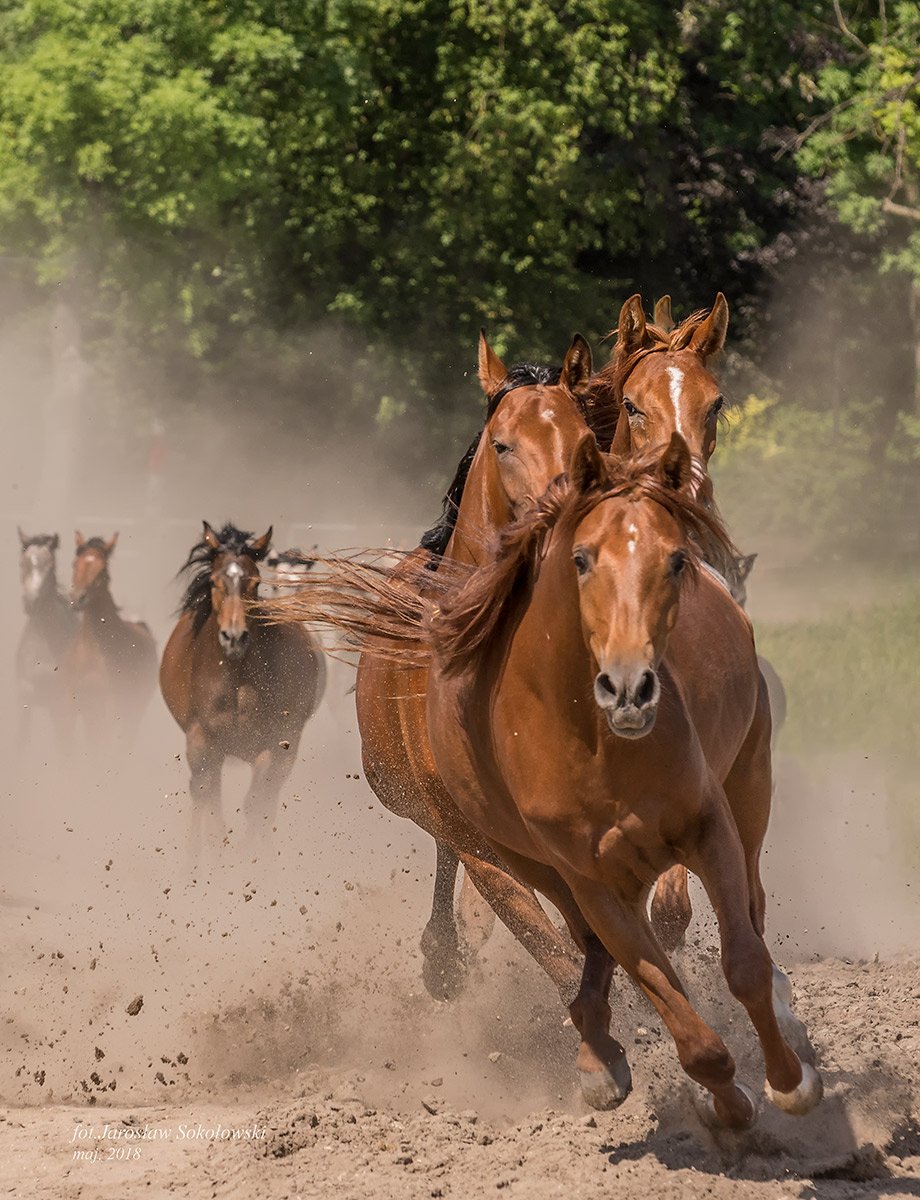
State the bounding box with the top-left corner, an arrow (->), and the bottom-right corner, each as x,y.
0,2 -> 823,408
796,1 -> 920,407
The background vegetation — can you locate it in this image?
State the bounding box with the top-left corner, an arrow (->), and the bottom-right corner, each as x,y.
1,0 -> 919,557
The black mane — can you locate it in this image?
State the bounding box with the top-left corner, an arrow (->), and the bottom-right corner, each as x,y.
419,362 -> 564,559
178,522 -> 261,634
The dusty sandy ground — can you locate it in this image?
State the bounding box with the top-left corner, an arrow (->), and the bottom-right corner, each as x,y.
2,693 -> 919,1200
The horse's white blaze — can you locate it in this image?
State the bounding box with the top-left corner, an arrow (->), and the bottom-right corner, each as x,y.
627,522 -> 639,555
540,408 -> 556,421
226,562 -> 244,579
666,366 -> 685,436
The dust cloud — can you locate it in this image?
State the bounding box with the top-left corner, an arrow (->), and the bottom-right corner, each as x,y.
1,285 -> 919,1199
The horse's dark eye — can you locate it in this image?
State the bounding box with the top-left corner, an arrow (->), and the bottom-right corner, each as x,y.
669,550 -> 688,577
623,400 -> 640,418
573,549 -> 591,576
710,396 -> 725,417
492,440 -> 512,456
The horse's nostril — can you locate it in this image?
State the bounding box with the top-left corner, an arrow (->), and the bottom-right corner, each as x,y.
635,670 -> 656,707
596,673 -> 617,699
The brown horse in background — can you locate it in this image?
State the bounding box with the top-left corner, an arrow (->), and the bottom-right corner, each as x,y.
424,434 -> 822,1127
67,532 -> 157,746
16,530 -> 77,752
160,523 -> 325,862
586,291 -> 730,478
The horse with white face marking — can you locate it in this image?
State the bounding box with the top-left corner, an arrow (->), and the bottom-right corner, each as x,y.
160,523 -> 325,862
16,530 -> 77,751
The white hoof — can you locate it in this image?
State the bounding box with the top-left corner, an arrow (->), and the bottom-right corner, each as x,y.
578,1056 -> 632,1111
693,1082 -> 758,1131
765,1062 -> 824,1115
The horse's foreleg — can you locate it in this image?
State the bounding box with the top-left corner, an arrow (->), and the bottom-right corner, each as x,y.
687,797 -> 823,1118
245,745 -> 296,842
461,839 -> 629,1111
570,874 -> 758,1130
419,841 -> 465,1000
186,726 -> 223,869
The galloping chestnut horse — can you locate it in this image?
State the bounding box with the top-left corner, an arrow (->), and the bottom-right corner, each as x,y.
353,331 -> 608,1005
587,292 -> 730,478
16,530 -> 77,748
423,434 -> 822,1128
68,533 -> 158,745
160,523 -> 325,860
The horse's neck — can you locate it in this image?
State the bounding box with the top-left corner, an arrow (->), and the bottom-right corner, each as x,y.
444,454 -> 510,567
82,585 -> 122,630
28,575 -> 73,633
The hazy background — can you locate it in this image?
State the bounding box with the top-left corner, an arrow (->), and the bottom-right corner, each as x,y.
1,0 -> 919,1117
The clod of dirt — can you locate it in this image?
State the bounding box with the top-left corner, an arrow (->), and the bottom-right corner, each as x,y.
126,995 -> 144,1016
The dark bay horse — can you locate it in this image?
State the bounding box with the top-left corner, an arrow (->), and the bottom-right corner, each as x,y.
160,523 -> 325,860
423,434 -> 822,1128
16,531 -> 77,749
68,533 -> 158,745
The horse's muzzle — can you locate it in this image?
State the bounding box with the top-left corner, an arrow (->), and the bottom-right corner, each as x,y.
219,628 -> 250,660
594,666 -> 660,740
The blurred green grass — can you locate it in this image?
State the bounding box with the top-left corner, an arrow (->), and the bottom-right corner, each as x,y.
756,580 -> 920,757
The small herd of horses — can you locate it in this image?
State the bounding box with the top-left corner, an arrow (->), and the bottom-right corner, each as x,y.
15,293 -> 815,1134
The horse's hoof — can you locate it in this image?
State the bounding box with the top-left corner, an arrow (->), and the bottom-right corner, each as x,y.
694,1083 -> 758,1131
421,949 -> 466,1001
764,1062 -> 823,1116
578,1055 -> 632,1111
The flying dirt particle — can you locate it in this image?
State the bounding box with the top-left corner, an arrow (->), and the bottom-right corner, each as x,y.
279,740 -> 291,750
126,995 -> 144,1017
89,958 -> 96,971
421,1097 -> 439,1115
94,1047 -> 105,1061
488,1052 -> 502,1064
104,860 -> 112,871
33,1070 -> 45,1086
429,1077 -> 443,1088
154,1072 -> 167,1085
299,905 -> 307,915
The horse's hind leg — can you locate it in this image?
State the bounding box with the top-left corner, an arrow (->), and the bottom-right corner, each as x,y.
419,841 -> 465,1000
650,864 -> 692,951
456,867 -> 497,957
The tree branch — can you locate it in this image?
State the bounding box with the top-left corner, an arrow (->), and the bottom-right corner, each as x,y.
882,197 -> 920,222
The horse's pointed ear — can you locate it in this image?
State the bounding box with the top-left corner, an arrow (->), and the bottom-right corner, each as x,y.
74,530 -> 84,549
105,532 -> 119,554
658,433 -> 693,492
653,295 -> 674,332
17,526 -> 29,549
248,527 -> 273,560
50,534 -> 60,552
202,521 -> 221,551
616,294 -> 650,359
561,333 -> 592,390
478,328 -> 508,398
569,432 -> 609,495
689,293 -> 729,360
737,551 -> 757,581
